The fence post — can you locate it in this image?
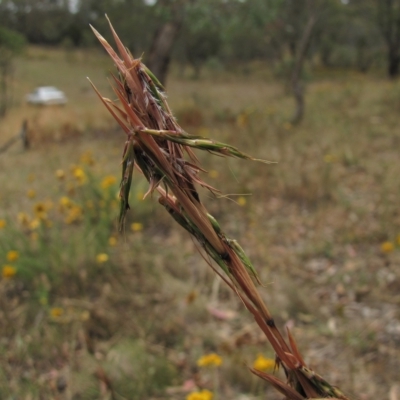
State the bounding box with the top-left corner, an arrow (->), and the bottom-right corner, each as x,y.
0,119 -> 29,154
20,119 -> 29,150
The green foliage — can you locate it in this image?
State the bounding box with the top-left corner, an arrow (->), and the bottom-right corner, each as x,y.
0,26 -> 26,116
0,26 -> 26,54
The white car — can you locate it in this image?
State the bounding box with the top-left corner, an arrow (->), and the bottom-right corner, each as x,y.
26,86 -> 67,105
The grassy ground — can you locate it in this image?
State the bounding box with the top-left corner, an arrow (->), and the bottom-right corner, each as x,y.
1,46 -> 400,400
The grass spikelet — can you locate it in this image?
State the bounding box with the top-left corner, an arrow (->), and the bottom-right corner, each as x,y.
90,21 -> 350,400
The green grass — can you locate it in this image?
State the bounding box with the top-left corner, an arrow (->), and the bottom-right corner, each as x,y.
1,46 -> 400,399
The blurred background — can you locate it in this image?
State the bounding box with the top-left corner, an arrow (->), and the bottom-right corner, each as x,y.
1,0 -> 400,399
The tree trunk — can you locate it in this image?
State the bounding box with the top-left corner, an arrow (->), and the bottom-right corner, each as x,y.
147,21 -> 181,86
290,14 -> 317,125
388,46 -> 400,78
0,61 -> 8,118
377,0 -> 400,79
356,38 -> 372,73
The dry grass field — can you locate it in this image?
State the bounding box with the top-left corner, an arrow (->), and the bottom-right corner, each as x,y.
1,46 -> 400,399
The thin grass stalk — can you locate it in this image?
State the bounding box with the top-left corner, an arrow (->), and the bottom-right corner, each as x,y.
89,19 -> 350,400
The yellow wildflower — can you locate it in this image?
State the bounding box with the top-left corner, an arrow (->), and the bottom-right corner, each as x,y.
253,354 -> 276,372
80,151 -> 95,166
197,353 -> 222,367
2,265 -> 17,279
50,307 -> 64,318
18,212 -> 30,228
6,250 -> 19,262
33,203 -> 47,220
108,237 -> 117,247
27,189 -> 36,199
60,197 -> 72,207
64,206 -> 83,224
237,196 -> 247,207
29,219 -> 41,230
131,222 -> 143,232
96,253 -> 109,264
101,175 -> 117,190
209,170 -> 219,179
186,390 -> 213,400
72,166 -> 86,184
381,241 -> 394,253
34,203 -> 45,213
55,169 -> 65,180
59,196 -> 73,211
0,219 -> 6,229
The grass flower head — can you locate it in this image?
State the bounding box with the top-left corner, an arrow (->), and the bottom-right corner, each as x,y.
88,22 -> 348,400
